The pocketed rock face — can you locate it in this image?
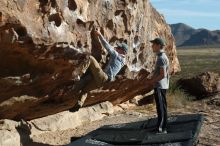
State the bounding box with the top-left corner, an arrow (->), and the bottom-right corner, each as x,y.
0,0 -> 180,120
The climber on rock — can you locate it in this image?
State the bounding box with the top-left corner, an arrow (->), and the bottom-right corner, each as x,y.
69,29 -> 129,112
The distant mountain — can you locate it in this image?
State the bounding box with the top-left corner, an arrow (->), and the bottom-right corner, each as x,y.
170,23 -> 220,47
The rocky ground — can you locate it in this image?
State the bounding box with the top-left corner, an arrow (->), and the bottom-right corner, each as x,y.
31,94 -> 220,146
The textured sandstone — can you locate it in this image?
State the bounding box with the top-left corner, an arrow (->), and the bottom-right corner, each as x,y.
0,0 -> 180,120
29,101 -> 114,136
178,72 -> 220,98
0,119 -> 20,146
0,101 -> 114,146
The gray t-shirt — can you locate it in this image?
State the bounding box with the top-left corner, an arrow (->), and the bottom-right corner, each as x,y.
153,50 -> 169,89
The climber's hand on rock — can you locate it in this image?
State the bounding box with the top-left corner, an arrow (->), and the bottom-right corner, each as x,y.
94,30 -> 101,37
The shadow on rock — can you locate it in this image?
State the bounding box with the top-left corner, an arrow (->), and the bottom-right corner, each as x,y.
16,120 -> 50,146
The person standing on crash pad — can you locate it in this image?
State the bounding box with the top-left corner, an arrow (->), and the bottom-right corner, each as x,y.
70,29 -> 129,112
149,38 -> 169,133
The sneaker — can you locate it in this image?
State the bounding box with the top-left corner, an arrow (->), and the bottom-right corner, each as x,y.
69,93 -> 87,112
161,130 -> 167,134
157,127 -> 167,134
69,103 -> 81,112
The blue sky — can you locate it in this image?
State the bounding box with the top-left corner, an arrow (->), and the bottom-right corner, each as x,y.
150,0 -> 220,30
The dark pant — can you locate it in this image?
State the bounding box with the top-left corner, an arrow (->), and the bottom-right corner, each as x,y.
154,88 -> 167,131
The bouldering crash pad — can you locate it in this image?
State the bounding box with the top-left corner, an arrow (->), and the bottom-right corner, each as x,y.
67,114 -> 203,146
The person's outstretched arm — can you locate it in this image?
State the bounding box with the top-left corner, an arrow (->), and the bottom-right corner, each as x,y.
95,30 -> 116,55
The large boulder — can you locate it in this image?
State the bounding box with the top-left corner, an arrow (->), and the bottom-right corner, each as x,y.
0,0 -> 180,120
0,119 -> 20,146
178,72 -> 220,99
29,101 -> 114,136
0,102 -> 115,146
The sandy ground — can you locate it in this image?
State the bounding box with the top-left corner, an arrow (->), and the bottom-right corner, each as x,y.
31,94 -> 220,146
